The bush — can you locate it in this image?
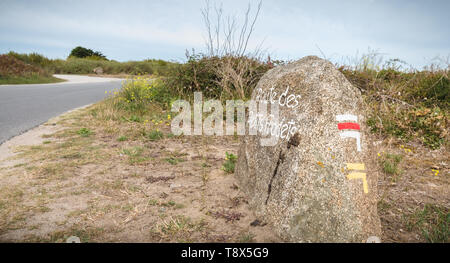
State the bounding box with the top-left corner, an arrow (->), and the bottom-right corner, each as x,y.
113,76 -> 179,114
149,78 -> 179,108
222,152 -> 237,173
115,77 -> 154,113
0,54 -> 63,84
165,53 -> 272,100
0,54 -> 49,77
7,52 -> 54,69
341,66 -> 449,149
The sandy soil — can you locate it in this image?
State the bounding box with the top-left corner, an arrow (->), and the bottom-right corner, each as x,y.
0,124 -> 60,168
0,106 -> 280,243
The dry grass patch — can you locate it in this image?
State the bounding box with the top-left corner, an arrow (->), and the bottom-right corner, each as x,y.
376,139 -> 449,243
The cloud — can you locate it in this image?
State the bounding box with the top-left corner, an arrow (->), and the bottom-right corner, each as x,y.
0,0 -> 448,67
0,7 -> 204,48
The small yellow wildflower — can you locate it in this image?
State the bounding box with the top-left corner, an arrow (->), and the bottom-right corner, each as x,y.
431,169 -> 439,176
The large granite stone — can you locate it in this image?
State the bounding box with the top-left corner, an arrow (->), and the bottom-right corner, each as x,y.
235,56 -> 381,242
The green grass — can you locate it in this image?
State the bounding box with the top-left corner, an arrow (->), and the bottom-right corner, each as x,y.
148,130 -> 164,141
0,75 -> 65,85
121,146 -> 149,164
7,51 -> 178,76
76,128 -> 93,137
42,226 -> 105,243
380,153 -> 403,177
405,204 -> 449,243
165,157 -> 185,165
117,136 -> 128,142
238,231 -> 256,243
128,115 -> 142,123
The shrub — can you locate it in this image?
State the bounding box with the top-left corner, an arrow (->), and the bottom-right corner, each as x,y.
116,77 -> 155,113
148,78 -> 179,108
113,76 -> 179,114
7,52 -> 54,69
341,65 -> 449,149
222,152 -> 237,173
164,53 -> 272,101
0,54 -> 50,77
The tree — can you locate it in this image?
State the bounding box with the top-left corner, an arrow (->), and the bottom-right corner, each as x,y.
69,46 -> 94,58
69,46 -> 107,60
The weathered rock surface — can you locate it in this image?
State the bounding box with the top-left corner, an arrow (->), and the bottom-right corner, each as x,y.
235,56 -> 381,242
93,67 -> 103,74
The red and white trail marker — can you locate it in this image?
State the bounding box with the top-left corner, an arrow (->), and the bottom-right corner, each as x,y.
336,114 -> 361,152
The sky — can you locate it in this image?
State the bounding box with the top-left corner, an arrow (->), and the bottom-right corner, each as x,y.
0,0 -> 449,68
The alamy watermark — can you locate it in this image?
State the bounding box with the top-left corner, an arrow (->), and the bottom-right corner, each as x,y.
170,88 -> 301,146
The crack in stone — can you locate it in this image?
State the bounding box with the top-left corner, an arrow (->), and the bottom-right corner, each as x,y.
265,150 -> 284,205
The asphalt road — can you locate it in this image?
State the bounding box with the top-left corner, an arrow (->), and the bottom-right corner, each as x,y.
0,77 -> 123,144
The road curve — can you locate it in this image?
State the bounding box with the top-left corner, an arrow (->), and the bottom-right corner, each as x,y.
0,75 -> 124,144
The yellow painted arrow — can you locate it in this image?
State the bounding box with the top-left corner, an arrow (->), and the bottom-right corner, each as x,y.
346,163 -> 368,194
